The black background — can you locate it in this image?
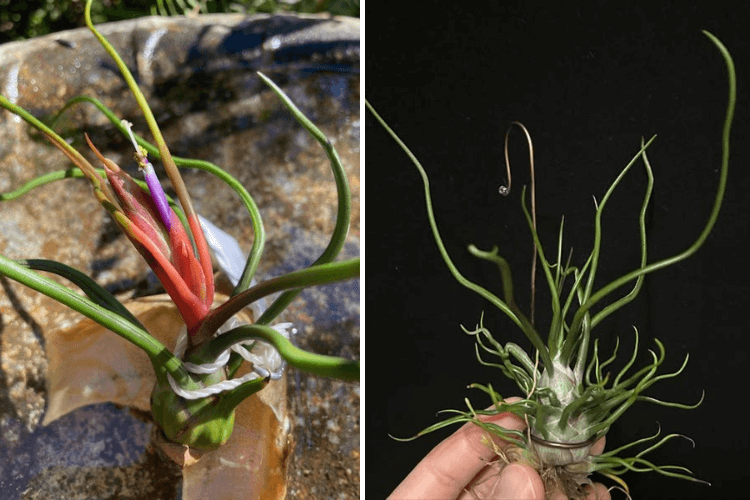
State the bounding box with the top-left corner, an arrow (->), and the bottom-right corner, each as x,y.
366,2 -> 749,499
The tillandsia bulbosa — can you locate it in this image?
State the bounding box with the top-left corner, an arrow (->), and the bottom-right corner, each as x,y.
0,0 -> 358,454
367,30 -> 734,498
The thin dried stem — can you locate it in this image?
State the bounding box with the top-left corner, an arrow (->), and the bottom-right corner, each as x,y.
501,122 -> 538,324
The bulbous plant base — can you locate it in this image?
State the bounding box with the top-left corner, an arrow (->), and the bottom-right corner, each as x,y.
475,434 -> 599,500
152,426 -> 207,467
539,466 -> 597,500
150,382 -> 237,451
529,433 -> 598,467
151,370 -> 292,500
42,294 -> 292,500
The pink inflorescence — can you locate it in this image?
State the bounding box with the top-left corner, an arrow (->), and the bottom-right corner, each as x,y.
123,120 -> 172,231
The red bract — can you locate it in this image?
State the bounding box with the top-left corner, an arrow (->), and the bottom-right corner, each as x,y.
85,136 -> 214,334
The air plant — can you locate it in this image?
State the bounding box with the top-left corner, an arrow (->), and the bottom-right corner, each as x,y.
0,0 -> 358,460
366,30 -> 733,498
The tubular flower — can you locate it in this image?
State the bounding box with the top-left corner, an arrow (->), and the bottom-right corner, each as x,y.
84,134 -> 214,334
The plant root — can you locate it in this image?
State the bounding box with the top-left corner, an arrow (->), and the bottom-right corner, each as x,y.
467,433 -> 600,500
539,464 -> 595,500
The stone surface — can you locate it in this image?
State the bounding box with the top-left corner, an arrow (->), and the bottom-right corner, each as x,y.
0,13 -> 359,499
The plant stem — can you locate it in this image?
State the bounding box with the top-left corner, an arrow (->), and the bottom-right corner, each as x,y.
366,99 -> 553,372
195,258 -> 359,345
84,0 -> 214,317
204,324 -> 359,380
565,30 -> 735,359
0,254 -> 190,385
253,72 -> 352,315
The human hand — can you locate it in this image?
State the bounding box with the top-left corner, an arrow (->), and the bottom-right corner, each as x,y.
389,398 -> 610,500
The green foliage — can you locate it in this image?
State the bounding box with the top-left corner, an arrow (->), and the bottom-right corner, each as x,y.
366,30 -> 735,489
0,0 -> 359,449
1,0 -> 130,42
150,362 -> 242,449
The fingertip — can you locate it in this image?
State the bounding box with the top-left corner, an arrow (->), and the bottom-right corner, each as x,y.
584,482 -> 612,500
495,462 -> 545,500
548,489 -> 569,500
590,436 -> 606,456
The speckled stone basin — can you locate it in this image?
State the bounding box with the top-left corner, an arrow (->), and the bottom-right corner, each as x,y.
0,13 -> 359,499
